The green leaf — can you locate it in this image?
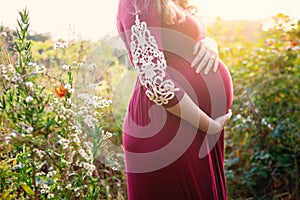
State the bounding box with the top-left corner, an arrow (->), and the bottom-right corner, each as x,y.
8,90 -> 13,101
46,119 -> 55,128
26,167 -> 32,173
21,184 -> 34,196
39,106 -> 45,113
50,184 -> 56,192
1,96 -> 5,109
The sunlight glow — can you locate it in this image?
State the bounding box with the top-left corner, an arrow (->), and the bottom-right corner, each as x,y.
191,0 -> 300,20
0,0 -> 299,40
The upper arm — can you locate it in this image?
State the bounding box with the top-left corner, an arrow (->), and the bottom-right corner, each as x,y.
117,0 -> 185,107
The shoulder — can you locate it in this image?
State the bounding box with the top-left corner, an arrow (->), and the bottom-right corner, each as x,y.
117,0 -> 161,30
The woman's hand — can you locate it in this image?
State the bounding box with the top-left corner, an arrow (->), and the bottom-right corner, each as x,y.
191,37 -> 219,75
207,109 -> 232,135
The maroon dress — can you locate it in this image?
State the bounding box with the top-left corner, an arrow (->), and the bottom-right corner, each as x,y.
117,1 -> 233,199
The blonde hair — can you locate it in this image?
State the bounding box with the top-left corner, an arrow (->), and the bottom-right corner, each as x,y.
156,0 -> 196,24
121,0 -> 196,25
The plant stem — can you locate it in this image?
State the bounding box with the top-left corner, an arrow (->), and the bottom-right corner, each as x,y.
294,149 -> 299,200
31,150 -> 37,200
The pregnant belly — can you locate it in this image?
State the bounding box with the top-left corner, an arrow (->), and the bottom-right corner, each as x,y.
168,58 -> 233,118
210,60 -> 233,115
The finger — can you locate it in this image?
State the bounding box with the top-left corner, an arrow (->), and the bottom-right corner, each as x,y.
213,57 -> 219,72
223,112 -> 232,125
227,109 -> 232,119
191,46 -> 205,68
191,54 -> 201,68
193,41 -> 201,55
201,38 -> 219,56
204,58 -> 214,75
196,52 -> 210,73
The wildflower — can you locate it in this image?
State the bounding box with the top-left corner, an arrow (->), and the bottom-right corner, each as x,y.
36,172 -> 44,176
66,184 -> 72,189
11,75 -> 18,83
13,73 -> 22,82
58,138 -> 69,149
68,88 -> 75,93
86,149 -> 93,158
0,31 -> 7,37
62,143 -> 69,149
89,164 -> 96,171
25,126 -> 34,133
75,128 -> 83,134
2,74 -> 10,81
236,114 -> 242,119
8,64 -> 15,73
78,149 -> 87,157
39,184 -> 51,194
47,193 -> 54,198
5,136 -> 11,143
106,131 -> 113,138
35,64 -> 46,72
291,45 -> 300,51
72,135 -> 80,144
62,64 -> 69,70
95,99 -> 112,108
84,115 -> 96,128
59,114 -> 66,120
64,83 -> 71,90
112,166 -> 118,171
1,65 -> 7,74
25,81 -> 34,88
87,63 -> 96,71
33,148 -> 45,159
83,162 -> 89,169
54,84 -> 68,98
25,96 -> 34,103
78,62 -> 84,68
28,62 -> 37,69
87,171 -> 92,176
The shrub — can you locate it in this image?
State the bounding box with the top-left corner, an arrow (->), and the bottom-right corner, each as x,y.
0,9 -> 126,199
216,14 -> 300,199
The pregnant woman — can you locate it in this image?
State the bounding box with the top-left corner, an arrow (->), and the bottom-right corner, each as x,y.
117,0 -> 233,199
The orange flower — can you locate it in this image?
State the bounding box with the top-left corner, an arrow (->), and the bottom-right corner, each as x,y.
291,41 -> 298,47
54,84 -> 68,98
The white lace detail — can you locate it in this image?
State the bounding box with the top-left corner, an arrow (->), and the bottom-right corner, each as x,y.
130,15 -> 180,105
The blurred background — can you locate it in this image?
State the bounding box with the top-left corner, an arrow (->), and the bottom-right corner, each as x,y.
0,0 -> 299,40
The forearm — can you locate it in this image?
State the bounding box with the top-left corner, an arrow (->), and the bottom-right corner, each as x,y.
166,93 -> 216,132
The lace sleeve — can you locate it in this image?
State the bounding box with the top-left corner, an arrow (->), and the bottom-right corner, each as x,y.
130,15 -> 180,105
